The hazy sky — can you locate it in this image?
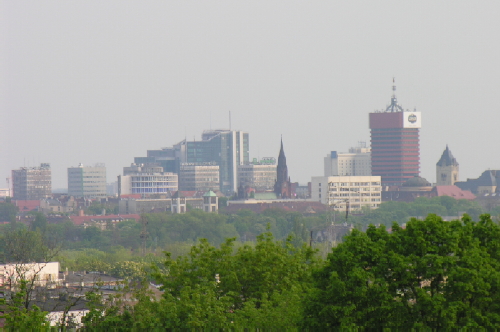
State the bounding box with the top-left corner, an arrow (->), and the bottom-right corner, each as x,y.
2,1 -> 500,190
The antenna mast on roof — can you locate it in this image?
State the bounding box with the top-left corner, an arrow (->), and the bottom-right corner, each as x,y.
229,111 -> 231,130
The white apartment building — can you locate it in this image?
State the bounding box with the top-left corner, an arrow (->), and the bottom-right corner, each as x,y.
237,163 -> 277,191
324,146 -> 371,177
68,164 -> 107,198
311,176 -> 382,212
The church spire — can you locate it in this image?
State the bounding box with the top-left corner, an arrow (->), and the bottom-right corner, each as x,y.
274,137 -> 291,198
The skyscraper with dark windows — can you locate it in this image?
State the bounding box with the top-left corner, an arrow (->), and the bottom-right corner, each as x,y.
369,82 -> 421,188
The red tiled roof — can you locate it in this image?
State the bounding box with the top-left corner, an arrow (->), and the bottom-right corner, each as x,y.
14,200 -> 40,211
120,194 -> 141,199
432,185 -> 476,200
69,214 -> 141,225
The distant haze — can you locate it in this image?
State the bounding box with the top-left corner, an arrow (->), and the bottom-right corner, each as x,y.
2,1 -> 500,189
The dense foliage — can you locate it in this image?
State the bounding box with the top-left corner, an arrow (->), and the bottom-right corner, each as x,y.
303,214 -> 500,328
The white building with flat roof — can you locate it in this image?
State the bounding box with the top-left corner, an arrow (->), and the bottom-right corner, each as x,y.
311,176 -> 382,212
68,164 -> 107,198
324,146 -> 371,177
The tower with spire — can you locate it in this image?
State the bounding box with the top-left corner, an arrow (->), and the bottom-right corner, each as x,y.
436,145 -> 459,186
274,138 -> 292,198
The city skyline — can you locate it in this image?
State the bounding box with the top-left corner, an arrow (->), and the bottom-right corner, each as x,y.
3,2 -> 500,189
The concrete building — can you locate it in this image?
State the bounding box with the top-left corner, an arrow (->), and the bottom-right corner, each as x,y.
324,144 -> 371,177
12,163 -> 52,200
238,159 -> 277,191
179,163 -> 220,191
369,82 -> 421,187
68,164 -> 107,198
311,176 -> 382,211
436,145 -> 459,186
119,172 -> 178,196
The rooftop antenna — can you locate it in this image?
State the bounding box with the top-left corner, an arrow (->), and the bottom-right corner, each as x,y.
385,77 -> 404,113
229,111 -> 231,130
210,111 -> 212,130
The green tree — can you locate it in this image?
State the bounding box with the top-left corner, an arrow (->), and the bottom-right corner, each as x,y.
84,231 -> 318,329
302,214 -> 500,328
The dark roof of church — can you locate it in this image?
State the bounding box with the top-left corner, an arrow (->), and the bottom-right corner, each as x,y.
455,170 -> 500,193
436,145 -> 459,167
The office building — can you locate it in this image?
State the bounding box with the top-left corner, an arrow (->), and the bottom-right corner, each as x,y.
179,163 -> 220,191
185,130 -> 249,194
12,163 -> 52,200
238,158 -> 277,191
369,82 -> 421,187
436,145 -> 459,186
132,130 -> 249,195
311,176 -> 382,211
68,164 -> 107,198
119,164 -> 178,196
324,144 -> 371,177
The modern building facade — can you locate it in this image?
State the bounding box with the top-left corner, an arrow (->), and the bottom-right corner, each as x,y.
119,173 -> 178,196
179,163 -> 220,192
185,130 -> 249,195
436,145 -> 459,186
12,163 -> 52,200
324,144 -> 371,177
132,130 -> 249,195
238,159 -> 277,191
369,83 -> 421,187
311,176 -> 382,211
68,164 -> 107,198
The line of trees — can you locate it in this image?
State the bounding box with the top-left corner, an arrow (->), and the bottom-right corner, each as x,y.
2,213 -> 500,328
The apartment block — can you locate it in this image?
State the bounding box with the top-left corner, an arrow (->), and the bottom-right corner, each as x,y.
311,176 -> 382,211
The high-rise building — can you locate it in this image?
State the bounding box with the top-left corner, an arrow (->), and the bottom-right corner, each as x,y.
185,130 -> 249,195
324,144 -> 371,177
369,82 -> 421,187
274,139 -> 292,198
132,130 -> 249,195
436,145 -> 459,186
68,164 -> 107,198
12,163 -> 52,200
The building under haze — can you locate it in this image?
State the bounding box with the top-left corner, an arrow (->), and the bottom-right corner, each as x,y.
133,130 -> 248,195
436,145 -> 459,186
311,176 -> 382,211
237,158 -> 277,192
369,82 -> 421,188
68,164 -> 107,198
119,164 -> 178,196
324,144 -> 371,177
12,163 -> 52,200
185,130 -> 249,195
274,139 -> 292,198
179,163 -> 220,192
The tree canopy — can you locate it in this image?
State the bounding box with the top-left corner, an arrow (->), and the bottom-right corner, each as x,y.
302,214 -> 500,328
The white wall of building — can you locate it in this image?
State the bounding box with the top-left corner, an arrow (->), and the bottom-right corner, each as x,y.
311,176 -> 382,211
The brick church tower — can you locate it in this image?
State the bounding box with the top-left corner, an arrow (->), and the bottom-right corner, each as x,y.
274,138 -> 292,198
